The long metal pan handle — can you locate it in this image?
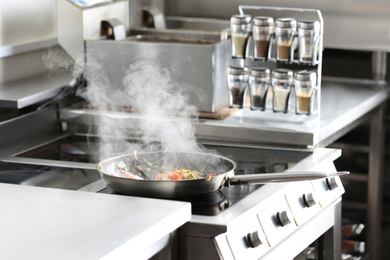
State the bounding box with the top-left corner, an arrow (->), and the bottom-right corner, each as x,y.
227,171 -> 349,185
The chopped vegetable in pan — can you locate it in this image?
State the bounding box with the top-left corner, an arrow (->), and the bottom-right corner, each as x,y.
108,160 -> 217,181
156,169 -> 202,180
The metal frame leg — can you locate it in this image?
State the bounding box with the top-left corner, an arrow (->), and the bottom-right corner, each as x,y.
316,200 -> 342,260
367,104 -> 386,259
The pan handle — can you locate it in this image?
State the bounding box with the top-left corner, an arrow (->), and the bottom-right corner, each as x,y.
226,171 -> 349,186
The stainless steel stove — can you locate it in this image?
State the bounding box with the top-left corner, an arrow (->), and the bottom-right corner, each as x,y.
0,113 -> 345,259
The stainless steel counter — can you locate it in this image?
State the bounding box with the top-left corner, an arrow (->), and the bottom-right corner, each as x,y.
61,77 -> 389,149
60,77 -> 389,259
196,78 -> 389,148
0,183 -> 191,260
0,71 -> 73,109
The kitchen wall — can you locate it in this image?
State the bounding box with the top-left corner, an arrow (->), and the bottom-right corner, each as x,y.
165,0 -> 390,52
2,0 -> 390,84
0,0 -> 57,83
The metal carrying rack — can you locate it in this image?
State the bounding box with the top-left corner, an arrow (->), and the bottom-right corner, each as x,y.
229,5 -> 324,122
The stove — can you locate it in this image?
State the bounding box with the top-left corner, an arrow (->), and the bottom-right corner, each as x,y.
0,132 -> 345,259
4,134 -> 308,216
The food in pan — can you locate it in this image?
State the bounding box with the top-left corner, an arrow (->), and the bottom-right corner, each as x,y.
156,168 -> 216,181
104,159 -> 216,181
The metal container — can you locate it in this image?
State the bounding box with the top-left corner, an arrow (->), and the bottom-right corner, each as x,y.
85,29 -> 230,113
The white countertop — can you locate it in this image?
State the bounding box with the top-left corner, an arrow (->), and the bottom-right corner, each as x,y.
0,183 -> 191,260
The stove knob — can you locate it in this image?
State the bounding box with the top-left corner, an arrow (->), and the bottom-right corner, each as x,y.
326,177 -> 339,190
276,210 -> 293,227
302,192 -> 318,208
246,231 -> 263,248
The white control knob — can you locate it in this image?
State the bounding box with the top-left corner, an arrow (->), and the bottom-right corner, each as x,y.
276,210 -> 293,227
246,231 -> 263,248
326,177 -> 339,190
303,192 -> 318,207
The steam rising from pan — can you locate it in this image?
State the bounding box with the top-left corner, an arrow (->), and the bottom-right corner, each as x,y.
77,54 -> 208,166
122,61 -> 199,151
43,46 -> 218,173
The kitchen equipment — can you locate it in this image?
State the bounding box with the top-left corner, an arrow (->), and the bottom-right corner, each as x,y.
294,70 -> 318,115
97,151 -> 348,198
298,20 -> 320,64
271,68 -> 293,113
56,0 -> 129,60
220,6 -> 325,126
252,16 -> 274,60
0,120 -> 347,259
227,66 -> 248,108
274,18 -> 297,62
249,67 -> 270,110
230,14 -> 252,58
85,26 -> 230,113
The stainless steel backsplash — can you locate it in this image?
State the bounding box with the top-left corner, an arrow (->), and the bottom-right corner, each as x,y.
164,0 -> 390,52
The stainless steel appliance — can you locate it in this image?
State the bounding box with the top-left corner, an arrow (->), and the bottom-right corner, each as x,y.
0,1 -> 348,258
56,0 -> 231,113
0,107 -> 345,259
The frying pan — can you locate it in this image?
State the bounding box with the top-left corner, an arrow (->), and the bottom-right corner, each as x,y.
97,151 -> 348,199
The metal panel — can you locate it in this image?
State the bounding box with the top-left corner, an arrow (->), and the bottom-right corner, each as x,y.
165,0 -> 390,52
0,71 -> 73,109
0,107 -> 61,153
85,37 -> 230,112
57,0 -> 129,60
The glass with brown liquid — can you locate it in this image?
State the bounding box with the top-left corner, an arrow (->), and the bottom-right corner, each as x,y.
294,70 -> 317,115
275,18 -> 297,62
252,16 -> 274,60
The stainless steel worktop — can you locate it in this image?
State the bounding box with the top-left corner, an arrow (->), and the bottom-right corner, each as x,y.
0,71 -> 73,109
0,183 -> 191,260
61,77 -> 389,148
196,78 -> 389,147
